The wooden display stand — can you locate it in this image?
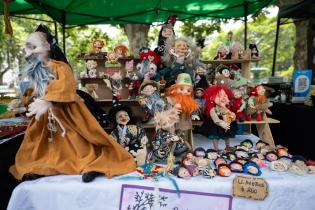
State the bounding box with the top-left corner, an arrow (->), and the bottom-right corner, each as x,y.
203,59 -> 279,149
79,56 -> 279,149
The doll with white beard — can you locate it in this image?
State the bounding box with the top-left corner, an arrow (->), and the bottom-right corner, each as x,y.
10,25 -> 136,183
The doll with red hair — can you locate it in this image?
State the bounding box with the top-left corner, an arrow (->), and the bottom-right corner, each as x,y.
199,85 -> 237,151
246,85 -> 272,121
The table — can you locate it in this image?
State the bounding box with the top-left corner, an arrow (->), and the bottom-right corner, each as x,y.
270,103 -> 315,160
7,168 -> 315,210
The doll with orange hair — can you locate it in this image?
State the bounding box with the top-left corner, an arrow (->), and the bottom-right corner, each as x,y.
199,85 -> 237,151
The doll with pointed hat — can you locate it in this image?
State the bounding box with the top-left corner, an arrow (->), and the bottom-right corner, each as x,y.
108,97 -> 148,166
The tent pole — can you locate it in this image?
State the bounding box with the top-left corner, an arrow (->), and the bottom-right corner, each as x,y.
244,1 -> 248,49
61,12 -> 66,56
272,16 -> 280,76
54,21 -> 58,41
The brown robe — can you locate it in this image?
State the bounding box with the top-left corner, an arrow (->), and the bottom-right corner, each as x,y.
10,60 -> 136,180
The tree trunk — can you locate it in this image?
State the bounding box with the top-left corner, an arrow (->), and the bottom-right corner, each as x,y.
293,20 -> 308,70
123,24 -> 150,58
0,70 -> 7,85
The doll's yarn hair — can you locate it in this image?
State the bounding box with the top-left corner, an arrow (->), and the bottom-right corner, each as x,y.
203,85 -> 233,114
193,147 -> 206,158
154,109 -> 180,131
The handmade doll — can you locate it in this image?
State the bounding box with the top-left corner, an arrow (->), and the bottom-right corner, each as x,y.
176,167 -> 191,179
198,86 -> 237,151
10,25 -> 135,182
114,44 -> 129,58
231,88 -> 246,121
193,148 -> 215,178
256,140 -> 269,150
214,157 -> 227,167
110,71 -> 123,99
181,152 -> 199,176
231,42 -> 246,60
165,73 -> 199,143
249,37 -> 259,59
243,161 -> 262,176
265,151 -> 278,162
246,85 -> 273,121
194,88 -> 206,117
240,139 -> 254,150
108,103 -> 148,166
214,45 -> 230,60
126,71 -> 142,99
91,39 -> 104,54
150,109 -> 189,163
193,61 -> 209,90
214,65 -> 232,87
250,156 -> 266,168
138,80 -> 167,122
289,156 -> 309,176
138,49 -> 160,79
229,161 -> 243,173
155,37 -> 194,87
206,149 -> 219,160
270,160 -> 289,172
86,60 -> 98,78
235,149 -> 249,159
217,164 -> 232,177
154,15 -> 176,57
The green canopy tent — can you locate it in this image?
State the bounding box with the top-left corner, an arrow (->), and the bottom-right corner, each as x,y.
2,0 -> 276,53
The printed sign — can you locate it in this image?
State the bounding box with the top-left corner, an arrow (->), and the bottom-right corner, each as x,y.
292,69 -> 312,103
233,175 -> 268,200
119,184 -> 232,210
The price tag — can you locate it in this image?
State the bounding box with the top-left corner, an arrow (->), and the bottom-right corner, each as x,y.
232,175 -> 268,200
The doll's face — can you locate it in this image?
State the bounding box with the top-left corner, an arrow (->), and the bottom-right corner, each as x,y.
196,66 -> 206,75
236,151 -> 248,158
162,27 -> 174,38
207,152 -> 218,160
221,69 -> 230,78
266,153 -> 278,161
219,166 -> 231,177
187,152 -> 194,159
116,110 -> 130,125
248,166 -> 258,174
233,90 -> 242,98
176,85 -> 192,96
257,85 -> 265,96
93,40 -> 104,53
174,40 -> 189,57
86,60 -> 98,70
277,148 -> 289,157
230,163 -> 242,171
273,162 -> 286,171
256,142 -> 267,150
251,157 -> 260,164
229,154 -> 236,161
24,32 -> 50,61
178,167 -> 191,178
214,89 -> 230,107
148,63 -> 157,76
215,158 -> 226,166
141,85 -> 156,96
195,90 -> 203,98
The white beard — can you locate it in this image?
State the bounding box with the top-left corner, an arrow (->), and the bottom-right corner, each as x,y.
23,56 -> 55,97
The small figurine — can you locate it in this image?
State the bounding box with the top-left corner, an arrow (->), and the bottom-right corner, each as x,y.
150,108 -> 189,163
214,45 -> 230,60
155,37 -> 194,87
243,161 -> 262,176
246,84 -> 273,121
91,39 -> 104,54
154,15 -> 176,57
265,151 -> 278,162
110,71 -> 123,100
231,88 -> 246,121
198,86 -> 237,151
249,37 -> 259,59
229,161 -> 243,173
214,65 -> 231,87
240,139 -> 254,149
182,152 -> 199,176
126,71 -> 142,99
206,149 -> 219,160
86,60 -> 98,78
138,49 -> 160,79
217,164 -> 232,177
194,88 -> 206,118
176,166 -> 191,179
270,160 -> 289,172
114,44 -> 129,58
108,103 -> 148,166
193,61 -> 209,90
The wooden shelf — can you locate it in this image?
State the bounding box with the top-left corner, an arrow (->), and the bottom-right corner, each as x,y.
238,118 -> 280,124
201,59 -> 261,64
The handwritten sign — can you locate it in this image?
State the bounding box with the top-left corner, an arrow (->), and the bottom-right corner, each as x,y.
119,184 -> 232,210
233,175 -> 268,200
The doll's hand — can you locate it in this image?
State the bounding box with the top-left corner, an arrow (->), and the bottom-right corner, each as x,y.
219,121 -> 230,130
191,115 -> 200,121
26,99 -> 52,121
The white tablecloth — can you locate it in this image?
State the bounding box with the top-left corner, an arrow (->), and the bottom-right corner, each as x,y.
8,167 -> 315,210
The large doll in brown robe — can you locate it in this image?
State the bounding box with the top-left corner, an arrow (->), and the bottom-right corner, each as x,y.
9,25 -> 136,182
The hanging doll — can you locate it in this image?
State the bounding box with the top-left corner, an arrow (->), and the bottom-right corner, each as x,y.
246,85 -> 273,121
214,45 -> 230,60
155,37 -> 194,87
154,15 -> 176,57
9,25 -> 135,183
249,37 -> 259,59
165,73 -> 199,144
198,86 -> 237,151
150,108 -> 189,164
231,88 -> 246,122
138,80 -> 167,122
108,102 -> 148,166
